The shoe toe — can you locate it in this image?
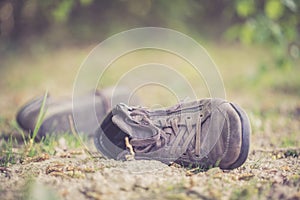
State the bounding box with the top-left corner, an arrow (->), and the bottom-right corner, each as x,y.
16,96 -> 48,133
217,101 -> 250,169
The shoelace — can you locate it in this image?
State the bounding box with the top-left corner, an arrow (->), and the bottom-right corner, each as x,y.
127,107 -> 203,159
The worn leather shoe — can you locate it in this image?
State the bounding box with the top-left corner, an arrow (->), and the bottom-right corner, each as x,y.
94,98 -> 250,170
16,87 -> 136,139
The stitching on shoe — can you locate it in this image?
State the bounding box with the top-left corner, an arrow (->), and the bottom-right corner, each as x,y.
223,112 -> 231,161
216,106 -> 231,161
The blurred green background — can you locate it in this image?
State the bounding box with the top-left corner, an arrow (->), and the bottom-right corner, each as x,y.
0,0 -> 299,148
1,0 -> 299,63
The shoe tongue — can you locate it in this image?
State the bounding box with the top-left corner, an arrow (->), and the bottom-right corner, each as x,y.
112,114 -> 157,139
111,115 -> 133,136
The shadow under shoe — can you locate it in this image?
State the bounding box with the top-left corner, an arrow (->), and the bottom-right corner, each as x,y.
94,98 -> 250,170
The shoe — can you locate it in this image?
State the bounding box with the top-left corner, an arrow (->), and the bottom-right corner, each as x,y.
94,98 -> 250,170
16,87 -> 137,139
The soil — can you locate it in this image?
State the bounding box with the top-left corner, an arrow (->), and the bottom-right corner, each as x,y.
1,144 -> 299,200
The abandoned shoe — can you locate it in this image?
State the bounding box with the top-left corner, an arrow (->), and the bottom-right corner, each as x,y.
94,98 -> 250,170
16,87 -> 136,139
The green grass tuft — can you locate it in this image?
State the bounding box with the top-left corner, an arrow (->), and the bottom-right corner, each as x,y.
32,91 -> 48,141
24,91 -> 48,157
0,135 -> 16,167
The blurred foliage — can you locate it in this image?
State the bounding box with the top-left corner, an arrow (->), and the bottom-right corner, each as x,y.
0,0 -> 299,69
225,0 -> 299,69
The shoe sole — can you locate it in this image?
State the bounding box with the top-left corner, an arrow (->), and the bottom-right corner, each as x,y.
225,103 -> 251,169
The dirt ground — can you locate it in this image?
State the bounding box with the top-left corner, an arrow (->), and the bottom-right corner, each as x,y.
0,145 -> 299,200
1,44 -> 300,200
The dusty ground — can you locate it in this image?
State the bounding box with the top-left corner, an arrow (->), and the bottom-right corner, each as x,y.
0,146 -> 299,200
1,43 -> 300,200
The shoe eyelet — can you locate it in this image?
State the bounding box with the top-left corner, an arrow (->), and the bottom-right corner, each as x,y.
142,121 -> 149,125
200,114 -> 203,118
187,116 -> 191,120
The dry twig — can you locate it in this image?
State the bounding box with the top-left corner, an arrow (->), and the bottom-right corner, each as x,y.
125,137 -> 135,160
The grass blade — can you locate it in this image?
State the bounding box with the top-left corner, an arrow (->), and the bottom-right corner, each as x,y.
31,91 -> 48,141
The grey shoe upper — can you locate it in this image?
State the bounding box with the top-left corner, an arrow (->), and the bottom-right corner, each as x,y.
16,91 -> 109,139
16,87 -> 138,139
95,98 -> 250,170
